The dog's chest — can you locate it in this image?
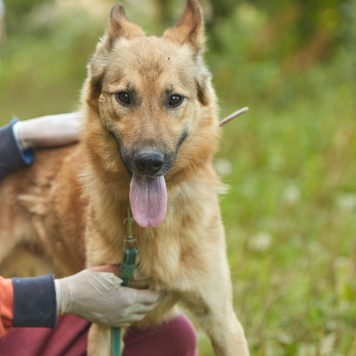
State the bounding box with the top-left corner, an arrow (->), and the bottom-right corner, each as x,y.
126,225 -> 199,291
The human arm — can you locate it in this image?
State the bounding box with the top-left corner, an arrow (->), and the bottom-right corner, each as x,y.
0,276 -> 13,337
0,265 -> 159,338
0,120 -> 34,181
0,113 -> 81,181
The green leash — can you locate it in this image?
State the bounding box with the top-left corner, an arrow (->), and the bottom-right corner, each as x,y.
111,209 -> 138,356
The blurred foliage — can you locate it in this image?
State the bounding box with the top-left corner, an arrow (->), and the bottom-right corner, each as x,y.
4,0 -> 54,34
0,0 -> 355,355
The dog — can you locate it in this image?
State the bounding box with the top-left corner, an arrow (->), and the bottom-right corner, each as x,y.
0,1 -> 249,355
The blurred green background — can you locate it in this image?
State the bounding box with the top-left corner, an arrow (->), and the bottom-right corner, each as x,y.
0,0 -> 355,355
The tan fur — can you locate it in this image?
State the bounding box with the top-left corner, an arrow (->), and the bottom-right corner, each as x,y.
0,1 -> 249,355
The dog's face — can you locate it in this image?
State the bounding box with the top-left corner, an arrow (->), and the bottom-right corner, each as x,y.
83,0 -> 219,227
99,37 -> 198,177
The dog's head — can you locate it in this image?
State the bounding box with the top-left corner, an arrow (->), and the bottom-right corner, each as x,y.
83,0 -> 220,227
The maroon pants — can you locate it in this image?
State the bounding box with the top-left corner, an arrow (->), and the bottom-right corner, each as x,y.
0,313 -> 198,356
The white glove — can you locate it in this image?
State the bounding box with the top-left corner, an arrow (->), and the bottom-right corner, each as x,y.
55,265 -> 159,327
12,112 -> 81,151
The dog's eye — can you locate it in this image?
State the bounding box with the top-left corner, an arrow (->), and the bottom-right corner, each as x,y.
168,95 -> 184,108
115,92 -> 131,105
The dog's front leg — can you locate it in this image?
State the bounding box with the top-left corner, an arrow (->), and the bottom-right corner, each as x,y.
87,324 -> 111,356
183,289 -> 249,356
202,306 -> 248,356
180,256 -> 249,356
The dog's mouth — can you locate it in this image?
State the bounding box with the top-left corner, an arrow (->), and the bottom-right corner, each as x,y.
109,129 -> 185,228
109,133 -> 168,227
129,173 -> 167,228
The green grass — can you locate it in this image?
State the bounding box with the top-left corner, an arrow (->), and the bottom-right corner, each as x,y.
213,55 -> 356,355
1,1 -> 355,355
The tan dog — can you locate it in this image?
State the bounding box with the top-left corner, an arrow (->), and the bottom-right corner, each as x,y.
0,1 -> 249,355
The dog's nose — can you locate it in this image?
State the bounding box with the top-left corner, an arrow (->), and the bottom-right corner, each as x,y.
134,150 -> 164,175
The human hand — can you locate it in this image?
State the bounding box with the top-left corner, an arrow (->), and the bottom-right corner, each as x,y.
12,112 -> 81,151
55,265 -> 159,327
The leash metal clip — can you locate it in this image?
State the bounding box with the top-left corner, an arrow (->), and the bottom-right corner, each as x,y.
124,237 -> 138,251
123,208 -> 138,249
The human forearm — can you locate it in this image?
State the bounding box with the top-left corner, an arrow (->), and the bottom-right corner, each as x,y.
0,265 -> 159,339
0,113 -> 81,181
0,120 -> 34,181
0,274 -> 56,338
12,274 -> 57,329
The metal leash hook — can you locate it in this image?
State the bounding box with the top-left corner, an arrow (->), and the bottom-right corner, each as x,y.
111,207 -> 138,356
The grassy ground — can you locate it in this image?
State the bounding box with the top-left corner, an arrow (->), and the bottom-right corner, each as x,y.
205,57 -> 356,355
1,1 -> 355,355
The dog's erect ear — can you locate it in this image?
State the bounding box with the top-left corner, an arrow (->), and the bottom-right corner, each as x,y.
86,3 -> 145,107
104,3 -> 145,48
163,0 -> 205,54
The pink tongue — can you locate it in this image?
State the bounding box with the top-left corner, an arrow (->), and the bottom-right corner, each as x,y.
129,174 -> 167,228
